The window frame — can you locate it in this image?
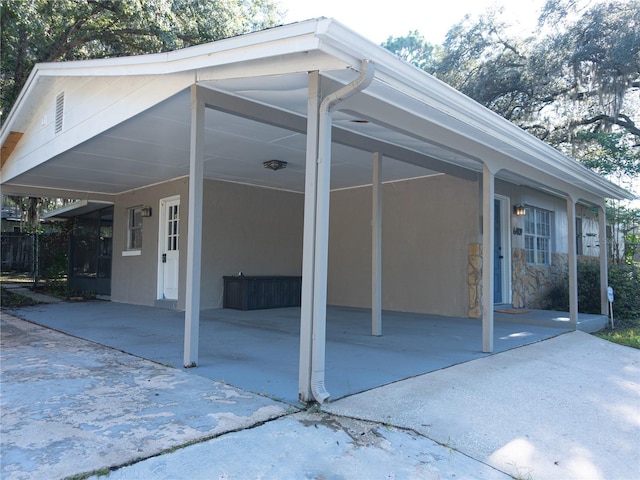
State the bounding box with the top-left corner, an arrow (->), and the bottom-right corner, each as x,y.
524,206 -> 551,265
127,206 -> 143,251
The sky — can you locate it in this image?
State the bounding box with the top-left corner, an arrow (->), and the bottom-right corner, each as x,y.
275,0 -> 547,45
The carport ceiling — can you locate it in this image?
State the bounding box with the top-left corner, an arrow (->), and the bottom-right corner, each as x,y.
12,73 -> 482,196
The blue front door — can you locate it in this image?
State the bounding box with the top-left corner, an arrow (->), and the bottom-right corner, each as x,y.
494,199 -> 503,303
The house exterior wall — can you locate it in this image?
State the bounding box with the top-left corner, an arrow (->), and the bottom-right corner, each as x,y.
111,178 -> 189,306
111,177 -> 304,309
504,185 -> 571,309
198,179 -> 304,310
465,183 -> 586,312
327,175 -> 478,317
109,173 -> 602,315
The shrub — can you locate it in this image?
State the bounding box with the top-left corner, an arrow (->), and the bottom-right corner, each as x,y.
547,262 -> 640,320
608,263 -> 640,320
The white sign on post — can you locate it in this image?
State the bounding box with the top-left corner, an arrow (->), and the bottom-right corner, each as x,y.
607,286 -> 614,329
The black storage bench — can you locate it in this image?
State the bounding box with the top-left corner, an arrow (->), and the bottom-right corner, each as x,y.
223,275 -> 302,310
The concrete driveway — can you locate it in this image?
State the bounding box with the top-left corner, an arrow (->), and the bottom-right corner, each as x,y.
326,331 -> 640,480
2,310 -> 638,479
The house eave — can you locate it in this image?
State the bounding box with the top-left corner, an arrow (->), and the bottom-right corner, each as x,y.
0,17 -> 633,202
42,199 -> 114,219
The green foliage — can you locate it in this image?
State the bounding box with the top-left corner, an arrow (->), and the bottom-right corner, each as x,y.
607,201 -> 640,264
381,0 -> 640,150
576,131 -> 640,177
595,318 -> 640,349
0,287 -> 40,307
381,30 -> 437,72
576,262 -> 602,314
435,9 -> 534,123
39,230 -> 70,280
550,262 -> 640,320
1,0 -> 284,121
608,263 -> 640,320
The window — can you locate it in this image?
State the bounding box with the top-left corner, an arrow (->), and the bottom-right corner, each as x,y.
524,207 -> 551,265
128,206 -> 143,250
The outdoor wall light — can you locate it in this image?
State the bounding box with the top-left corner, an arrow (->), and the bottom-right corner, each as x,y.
141,206 -> 152,217
263,159 -> 287,171
513,204 -> 526,216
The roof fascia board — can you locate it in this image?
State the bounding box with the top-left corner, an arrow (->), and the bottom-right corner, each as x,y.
0,183 -> 116,201
41,199 -> 113,219
26,21 -> 326,78
342,93 -> 629,200
196,52 -> 347,82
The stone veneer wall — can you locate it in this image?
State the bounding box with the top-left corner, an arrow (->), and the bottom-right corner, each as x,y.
468,243 -> 482,318
512,249 -> 568,309
468,244 -> 570,315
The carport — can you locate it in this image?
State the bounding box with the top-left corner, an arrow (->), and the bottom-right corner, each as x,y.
7,301 -> 581,404
1,19 -> 631,404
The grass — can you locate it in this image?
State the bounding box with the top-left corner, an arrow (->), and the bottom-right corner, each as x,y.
1,272 -> 95,302
595,318 -> 640,349
1,287 -> 40,307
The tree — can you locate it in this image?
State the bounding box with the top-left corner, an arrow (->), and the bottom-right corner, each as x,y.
0,0 -> 284,123
381,30 -> 437,72
1,0 -> 283,231
435,8 -> 536,125
534,0 -> 640,152
383,0 -> 640,154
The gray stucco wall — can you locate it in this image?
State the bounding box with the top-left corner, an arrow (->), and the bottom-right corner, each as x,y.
199,179 -> 304,310
111,178 -> 189,306
327,175 -> 478,317
111,178 -> 304,309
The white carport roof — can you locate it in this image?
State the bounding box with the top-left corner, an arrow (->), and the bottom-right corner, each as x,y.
2,18 -> 633,404
0,18 -> 633,203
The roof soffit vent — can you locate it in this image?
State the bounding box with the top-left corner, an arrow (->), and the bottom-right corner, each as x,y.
55,92 -> 64,134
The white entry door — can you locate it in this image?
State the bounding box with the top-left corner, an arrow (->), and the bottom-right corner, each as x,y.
158,196 -> 180,300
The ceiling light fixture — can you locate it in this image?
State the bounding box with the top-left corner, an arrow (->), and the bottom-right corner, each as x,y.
263,160 -> 287,171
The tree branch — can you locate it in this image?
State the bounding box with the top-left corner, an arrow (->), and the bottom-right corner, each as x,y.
572,114 -> 640,137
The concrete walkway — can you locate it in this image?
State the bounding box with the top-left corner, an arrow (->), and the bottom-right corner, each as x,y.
1,282 -> 64,304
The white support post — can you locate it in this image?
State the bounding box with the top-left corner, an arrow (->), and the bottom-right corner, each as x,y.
598,204 -> 609,315
372,152 -> 382,336
304,61 -> 374,404
481,164 -> 494,353
299,72 -> 321,403
184,85 -> 204,367
566,196 -> 578,327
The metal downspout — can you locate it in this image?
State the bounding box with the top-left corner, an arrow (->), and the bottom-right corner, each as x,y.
310,60 -> 375,404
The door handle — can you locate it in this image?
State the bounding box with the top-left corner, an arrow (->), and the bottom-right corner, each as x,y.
162,253 -> 167,263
